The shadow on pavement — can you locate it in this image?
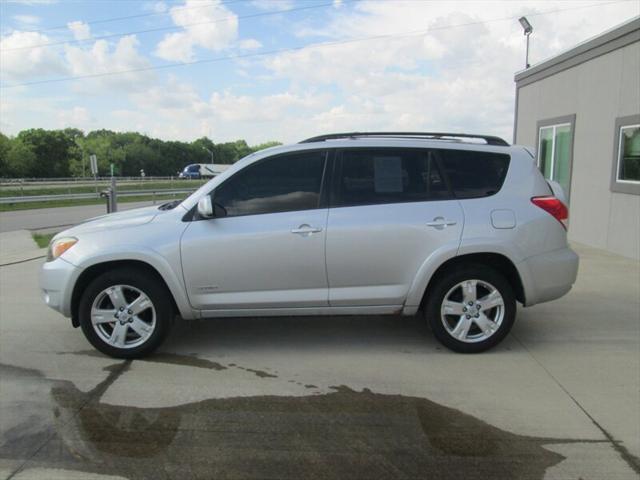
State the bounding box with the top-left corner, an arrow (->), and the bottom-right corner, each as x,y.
1,359 -> 595,480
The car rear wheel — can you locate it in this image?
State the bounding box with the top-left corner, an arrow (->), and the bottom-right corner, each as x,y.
425,265 -> 516,353
79,268 -> 174,358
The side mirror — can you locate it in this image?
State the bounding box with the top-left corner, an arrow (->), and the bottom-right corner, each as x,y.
197,196 -> 213,218
213,202 -> 227,218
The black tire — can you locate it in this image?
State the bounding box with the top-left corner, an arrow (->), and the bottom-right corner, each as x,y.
425,264 -> 516,353
79,267 -> 174,359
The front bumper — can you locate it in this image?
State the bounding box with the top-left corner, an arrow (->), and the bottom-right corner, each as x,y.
518,246 -> 579,306
39,257 -> 78,318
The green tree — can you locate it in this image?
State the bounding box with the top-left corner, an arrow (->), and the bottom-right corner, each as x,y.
17,129 -> 77,177
0,128 -> 282,178
251,141 -> 282,152
5,139 -> 37,178
0,132 -> 11,177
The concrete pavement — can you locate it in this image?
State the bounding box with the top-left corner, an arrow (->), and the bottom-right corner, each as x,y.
0,231 -> 46,266
0,244 -> 638,479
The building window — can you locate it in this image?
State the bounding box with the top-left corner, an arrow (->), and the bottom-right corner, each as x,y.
611,115 -> 640,195
618,125 -> 640,182
536,115 -> 576,199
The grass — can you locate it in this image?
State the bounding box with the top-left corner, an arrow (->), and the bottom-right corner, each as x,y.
0,194 -> 183,212
32,232 -> 56,248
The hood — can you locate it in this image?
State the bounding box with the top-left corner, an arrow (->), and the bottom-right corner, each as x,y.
59,204 -> 163,237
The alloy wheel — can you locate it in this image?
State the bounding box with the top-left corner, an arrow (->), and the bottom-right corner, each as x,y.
90,284 -> 157,349
440,279 -> 505,343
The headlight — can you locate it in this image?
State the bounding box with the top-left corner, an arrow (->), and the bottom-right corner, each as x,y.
47,237 -> 78,262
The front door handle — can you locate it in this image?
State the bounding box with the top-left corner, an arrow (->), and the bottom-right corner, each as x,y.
427,216 -> 457,230
291,224 -> 323,235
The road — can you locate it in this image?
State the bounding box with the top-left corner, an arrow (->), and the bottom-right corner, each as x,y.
0,201 -> 156,233
0,243 -> 638,479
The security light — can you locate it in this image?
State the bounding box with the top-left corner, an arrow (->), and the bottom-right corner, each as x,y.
519,16 -> 533,35
518,16 -> 533,68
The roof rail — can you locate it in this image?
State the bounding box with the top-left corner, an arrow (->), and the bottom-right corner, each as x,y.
299,132 -> 510,146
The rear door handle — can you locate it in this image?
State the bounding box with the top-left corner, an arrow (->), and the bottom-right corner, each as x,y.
427,216 -> 457,229
291,224 -> 323,235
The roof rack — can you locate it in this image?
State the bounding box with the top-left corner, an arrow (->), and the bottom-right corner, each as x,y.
299,132 -> 510,146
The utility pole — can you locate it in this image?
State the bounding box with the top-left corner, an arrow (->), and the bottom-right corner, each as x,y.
110,164 -> 118,213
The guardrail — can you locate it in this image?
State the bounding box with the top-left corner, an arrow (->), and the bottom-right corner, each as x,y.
0,188 -> 197,204
0,176 -> 179,185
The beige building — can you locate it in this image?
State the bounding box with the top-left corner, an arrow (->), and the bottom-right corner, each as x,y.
514,17 -> 639,259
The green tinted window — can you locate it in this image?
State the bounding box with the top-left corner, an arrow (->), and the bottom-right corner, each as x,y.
618,125 -> 640,182
553,125 -> 572,195
537,122 -> 573,198
538,127 -> 554,179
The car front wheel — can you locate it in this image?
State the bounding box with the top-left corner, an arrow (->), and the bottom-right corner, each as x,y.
78,268 -> 174,358
425,265 -> 516,353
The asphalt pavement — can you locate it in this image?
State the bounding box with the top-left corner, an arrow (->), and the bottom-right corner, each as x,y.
0,243 -> 638,479
0,201 -> 155,233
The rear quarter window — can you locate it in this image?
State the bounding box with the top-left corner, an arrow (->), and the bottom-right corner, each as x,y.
439,150 -> 510,199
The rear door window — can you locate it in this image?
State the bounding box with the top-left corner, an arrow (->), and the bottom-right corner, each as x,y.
333,148 -> 450,207
438,149 -> 510,198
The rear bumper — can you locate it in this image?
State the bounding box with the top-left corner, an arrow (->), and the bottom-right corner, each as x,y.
518,246 -> 579,306
39,257 -> 78,318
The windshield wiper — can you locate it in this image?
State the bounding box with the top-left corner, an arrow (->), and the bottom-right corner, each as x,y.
158,200 -> 181,211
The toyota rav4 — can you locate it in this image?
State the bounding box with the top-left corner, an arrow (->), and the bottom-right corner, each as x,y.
40,132 -> 579,358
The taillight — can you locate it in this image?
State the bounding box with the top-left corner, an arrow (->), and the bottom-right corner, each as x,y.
531,196 -> 569,229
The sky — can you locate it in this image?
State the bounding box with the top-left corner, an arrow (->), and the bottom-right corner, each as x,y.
0,0 -> 638,145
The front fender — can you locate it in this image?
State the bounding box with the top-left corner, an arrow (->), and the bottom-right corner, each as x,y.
67,245 -> 198,320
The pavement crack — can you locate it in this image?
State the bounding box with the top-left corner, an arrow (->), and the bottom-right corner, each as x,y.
0,255 -> 46,267
513,334 -> 640,474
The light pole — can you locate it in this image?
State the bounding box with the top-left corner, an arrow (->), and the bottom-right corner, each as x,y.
202,146 -> 214,163
519,16 -> 533,69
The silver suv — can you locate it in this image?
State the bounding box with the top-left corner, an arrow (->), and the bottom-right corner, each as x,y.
40,132 -> 579,358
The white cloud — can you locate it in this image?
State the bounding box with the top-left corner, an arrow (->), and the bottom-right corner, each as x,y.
250,0 -> 294,11
0,92 -> 64,133
12,14 -> 41,26
239,38 -> 262,50
4,0 -> 57,4
262,0 -> 640,141
112,76 -> 333,142
64,35 -> 154,91
0,31 -> 67,81
1,27 -> 154,92
130,78 -> 211,116
210,91 -> 327,123
154,0 -> 238,62
151,1 -> 168,13
67,21 -> 91,41
57,106 -> 91,127
2,0 -> 638,145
